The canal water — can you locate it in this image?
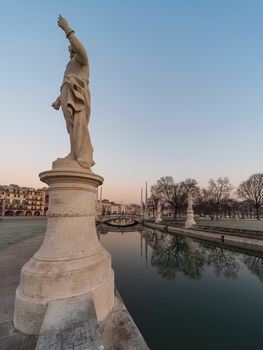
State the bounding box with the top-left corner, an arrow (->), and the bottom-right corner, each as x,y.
99,226 -> 263,350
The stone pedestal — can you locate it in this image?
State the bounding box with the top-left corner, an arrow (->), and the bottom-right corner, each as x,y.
14,159 -> 114,335
144,209 -> 149,220
155,213 -> 162,223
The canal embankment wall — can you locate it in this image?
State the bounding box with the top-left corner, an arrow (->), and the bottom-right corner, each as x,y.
144,221 -> 263,253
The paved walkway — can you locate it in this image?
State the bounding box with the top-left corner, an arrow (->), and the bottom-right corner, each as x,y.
0,233 -> 44,349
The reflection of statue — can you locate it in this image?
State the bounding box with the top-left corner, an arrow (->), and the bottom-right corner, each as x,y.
52,15 -> 94,168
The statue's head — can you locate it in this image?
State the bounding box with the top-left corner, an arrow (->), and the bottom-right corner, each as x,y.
68,45 -> 75,59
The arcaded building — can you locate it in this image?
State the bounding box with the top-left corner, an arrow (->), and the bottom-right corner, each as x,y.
0,184 -> 49,216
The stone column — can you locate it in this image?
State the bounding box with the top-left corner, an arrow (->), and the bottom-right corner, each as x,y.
14,159 -> 114,335
185,192 -> 196,228
140,187 -> 144,217
144,182 -> 149,219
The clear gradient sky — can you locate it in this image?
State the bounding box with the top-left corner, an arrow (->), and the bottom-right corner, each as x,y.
1,0 -> 263,203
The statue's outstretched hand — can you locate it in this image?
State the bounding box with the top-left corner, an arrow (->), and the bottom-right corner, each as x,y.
51,99 -> 61,110
58,15 -> 71,33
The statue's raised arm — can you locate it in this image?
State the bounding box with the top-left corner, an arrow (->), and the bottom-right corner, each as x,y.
51,15 -> 94,169
58,15 -> 88,65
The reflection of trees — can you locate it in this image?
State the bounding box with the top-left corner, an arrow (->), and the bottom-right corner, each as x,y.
203,246 -> 240,279
144,230 -> 243,281
243,255 -> 263,281
150,234 -> 205,280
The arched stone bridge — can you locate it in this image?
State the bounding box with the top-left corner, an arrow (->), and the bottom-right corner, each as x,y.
99,214 -> 144,225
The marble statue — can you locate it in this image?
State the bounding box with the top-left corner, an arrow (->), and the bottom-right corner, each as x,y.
14,16 -> 114,335
185,192 -> 196,228
155,199 -> 162,223
52,15 -> 94,168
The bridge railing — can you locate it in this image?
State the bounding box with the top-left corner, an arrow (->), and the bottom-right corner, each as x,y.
98,213 -> 143,223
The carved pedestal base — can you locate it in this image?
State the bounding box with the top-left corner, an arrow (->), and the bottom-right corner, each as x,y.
14,160 -> 114,335
185,210 -> 196,228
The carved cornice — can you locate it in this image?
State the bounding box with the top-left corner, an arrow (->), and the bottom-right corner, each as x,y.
39,168 -> 104,187
47,209 -> 96,217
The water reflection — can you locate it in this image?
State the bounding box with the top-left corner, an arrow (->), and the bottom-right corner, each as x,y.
98,224 -> 263,282
205,245 -> 240,279
98,222 -> 143,234
145,231 -> 205,280
139,229 -> 263,281
99,226 -> 263,350
243,255 -> 263,281
105,218 -> 138,226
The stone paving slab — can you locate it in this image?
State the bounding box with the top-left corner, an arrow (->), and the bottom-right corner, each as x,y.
0,217 -> 47,251
36,294 -> 104,350
0,233 -> 44,350
0,234 -> 44,324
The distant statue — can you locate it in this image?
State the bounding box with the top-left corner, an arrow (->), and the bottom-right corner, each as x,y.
185,192 -> 196,228
155,199 -> 162,223
52,15 -> 94,168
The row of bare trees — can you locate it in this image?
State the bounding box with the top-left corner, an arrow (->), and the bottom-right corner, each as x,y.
150,173 -> 263,220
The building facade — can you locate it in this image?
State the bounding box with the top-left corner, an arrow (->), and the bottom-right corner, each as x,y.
96,199 -> 140,216
0,184 -> 49,216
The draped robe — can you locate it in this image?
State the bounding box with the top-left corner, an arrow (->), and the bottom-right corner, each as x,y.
59,36 -> 93,168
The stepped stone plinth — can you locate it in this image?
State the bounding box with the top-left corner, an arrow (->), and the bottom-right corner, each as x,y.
14,159 -> 114,335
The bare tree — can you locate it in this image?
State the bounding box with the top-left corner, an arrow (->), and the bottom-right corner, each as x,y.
147,194 -> 159,218
207,177 -> 233,218
194,188 -> 213,216
151,176 -> 199,220
238,173 -> 263,220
